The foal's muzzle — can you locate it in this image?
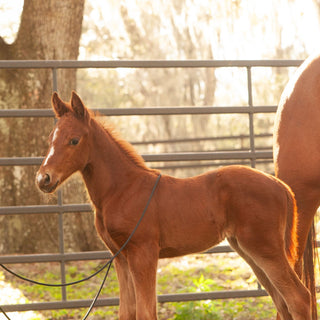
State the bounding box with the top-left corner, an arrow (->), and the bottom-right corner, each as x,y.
36,171 -> 59,193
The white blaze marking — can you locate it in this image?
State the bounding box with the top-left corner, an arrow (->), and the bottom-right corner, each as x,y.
43,128 -> 59,166
52,128 -> 59,142
43,146 -> 55,166
36,172 -> 44,184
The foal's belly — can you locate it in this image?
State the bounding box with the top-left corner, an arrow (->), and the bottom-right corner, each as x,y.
158,221 -> 224,259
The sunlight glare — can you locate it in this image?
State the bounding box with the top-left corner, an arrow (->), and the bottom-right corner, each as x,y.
0,0 -> 23,44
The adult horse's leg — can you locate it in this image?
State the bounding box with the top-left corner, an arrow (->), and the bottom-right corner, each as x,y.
126,244 -> 159,320
276,177 -> 320,320
228,237 -> 292,320
273,55 -> 320,319
114,255 -> 136,320
291,189 -> 319,320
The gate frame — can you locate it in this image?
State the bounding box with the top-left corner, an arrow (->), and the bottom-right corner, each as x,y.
0,59 -> 304,313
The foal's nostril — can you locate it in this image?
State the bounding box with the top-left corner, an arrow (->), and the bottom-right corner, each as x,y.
44,173 -> 51,186
36,171 -> 58,193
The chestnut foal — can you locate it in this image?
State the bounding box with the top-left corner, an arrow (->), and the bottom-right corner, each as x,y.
36,92 -> 311,320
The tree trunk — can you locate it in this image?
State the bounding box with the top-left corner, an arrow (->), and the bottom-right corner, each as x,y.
0,0 -> 85,253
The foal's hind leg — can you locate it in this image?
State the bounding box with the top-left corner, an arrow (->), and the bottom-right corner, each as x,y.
235,235 -> 311,320
228,237 -> 292,320
258,255 -> 310,320
114,255 -> 136,320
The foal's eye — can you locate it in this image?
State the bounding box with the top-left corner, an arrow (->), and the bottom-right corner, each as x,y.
69,138 -> 79,146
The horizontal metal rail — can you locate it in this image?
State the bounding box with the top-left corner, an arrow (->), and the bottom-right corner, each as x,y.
0,105 -> 277,117
0,150 -> 273,166
1,289 -> 268,312
132,133 -> 272,145
0,204 -> 92,215
0,246 -> 234,264
0,59 -> 303,69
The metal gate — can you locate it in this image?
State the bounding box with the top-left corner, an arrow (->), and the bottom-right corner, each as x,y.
0,59 -> 303,315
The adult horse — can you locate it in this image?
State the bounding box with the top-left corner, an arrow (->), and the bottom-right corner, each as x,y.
36,91 -> 310,320
274,54 -> 320,320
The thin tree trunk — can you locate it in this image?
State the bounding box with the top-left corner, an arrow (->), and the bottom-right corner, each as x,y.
0,0 -> 85,253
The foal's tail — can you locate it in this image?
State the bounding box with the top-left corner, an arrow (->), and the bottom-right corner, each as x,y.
284,186 -> 318,320
284,186 -> 298,266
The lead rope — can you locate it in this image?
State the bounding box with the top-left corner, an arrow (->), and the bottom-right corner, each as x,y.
0,174 -> 161,320
0,306 -> 10,320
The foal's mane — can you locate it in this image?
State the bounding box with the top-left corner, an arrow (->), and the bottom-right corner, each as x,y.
96,116 -> 150,171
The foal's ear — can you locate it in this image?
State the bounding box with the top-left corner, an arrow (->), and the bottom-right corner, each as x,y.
52,92 -> 69,118
70,91 -> 89,120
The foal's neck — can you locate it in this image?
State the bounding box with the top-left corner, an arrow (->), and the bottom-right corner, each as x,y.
81,118 -> 154,208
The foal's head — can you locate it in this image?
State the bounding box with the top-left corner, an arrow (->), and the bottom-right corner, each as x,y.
36,91 -> 91,193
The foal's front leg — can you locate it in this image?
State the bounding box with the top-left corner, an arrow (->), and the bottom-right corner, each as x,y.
127,244 -> 159,320
114,255 -> 136,320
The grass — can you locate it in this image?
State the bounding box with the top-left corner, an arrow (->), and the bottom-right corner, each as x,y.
2,251 -> 320,319
157,255 -> 277,320
1,252 -> 282,320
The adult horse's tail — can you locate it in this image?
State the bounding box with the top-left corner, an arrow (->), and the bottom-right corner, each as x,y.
303,224 -> 317,320
284,185 -> 317,319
